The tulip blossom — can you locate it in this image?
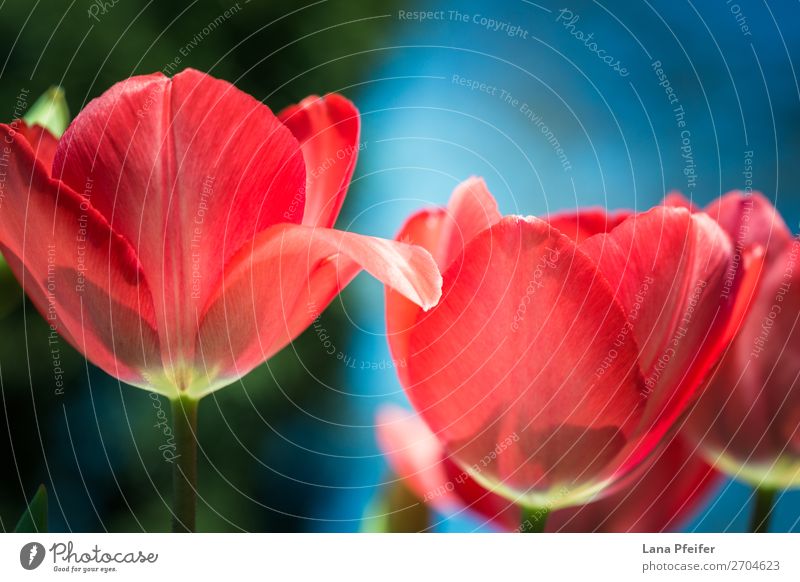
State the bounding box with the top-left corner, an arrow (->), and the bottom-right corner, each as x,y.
385,178 -> 748,520
0,69 -> 441,530
376,405 -> 719,532
0,68 -> 441,398
678,192 -> 800,496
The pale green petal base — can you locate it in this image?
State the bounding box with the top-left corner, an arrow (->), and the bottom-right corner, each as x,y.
458,460 -> 613,512
135,364 -> 228,400
702,447 -> 800,490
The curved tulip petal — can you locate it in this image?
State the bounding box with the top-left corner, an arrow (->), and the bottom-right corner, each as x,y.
547,207 -> 632,244
0,123 -> 160,385
403,216 -> 646,505
579,207 -> 735,469
386,178 -> 501,385
194,223 -> 442,397
53,69 -> 306,366
663,191 -> 699,212
386,208 -> 448,385
681,192 -> 800,489
17,121 -> 59,170
704,191 -> 792,263
685,239 -> 800,488
739,244 -> 800,464
552,436 -> 718,532
666,191 -> 772,331
394,209 -> 449,258
434,177 -> 502,270
390,177 -> 501,274
377,407 -> 718,532
278,94 -> 359,229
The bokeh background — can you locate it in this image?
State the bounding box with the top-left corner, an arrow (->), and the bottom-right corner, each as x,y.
1,0 -> 798,532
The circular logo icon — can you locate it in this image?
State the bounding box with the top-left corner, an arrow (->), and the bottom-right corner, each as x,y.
19,542 -> 46,570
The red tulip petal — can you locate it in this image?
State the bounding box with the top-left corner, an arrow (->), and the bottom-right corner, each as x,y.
551,436 -> 718,532
737,244 -> 800,457
579,207 -> 735,465
378,407 -> 718,532
686,240 -> 800,483
0,124 -> 159,385
195,224 -> 441,395
386,208 -> 448,385
52,69 -> 306,366
17,121 -> 59,170
704,191 -> 793,262
395,208 -> 449,257
663,191 -> 699,212
404,216 -> 646,497
547,207 -> 632,244
386,179 -> 501,384
434,177 -> 502,270
278,94 -> 359,229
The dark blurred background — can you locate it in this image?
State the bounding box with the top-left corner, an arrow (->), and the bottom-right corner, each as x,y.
1,0 -> 799,532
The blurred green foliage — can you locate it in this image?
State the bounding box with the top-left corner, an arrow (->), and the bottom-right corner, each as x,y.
1,0 -> 401,114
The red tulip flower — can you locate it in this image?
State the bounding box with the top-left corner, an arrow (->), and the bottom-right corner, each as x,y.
0,69 -> 442,531
376,405 -> 719,532
0,69 -> 441,398
385,178 -> 748,521
678,192 -> 800,493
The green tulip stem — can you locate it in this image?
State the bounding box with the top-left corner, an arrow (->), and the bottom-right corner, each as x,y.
749,487 -> 777,533
520,505 -> 549,533
171,394 -> 199,533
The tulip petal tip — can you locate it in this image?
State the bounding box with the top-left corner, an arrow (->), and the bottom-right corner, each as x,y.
419,282 -> 443,312
415,249 -> 443,312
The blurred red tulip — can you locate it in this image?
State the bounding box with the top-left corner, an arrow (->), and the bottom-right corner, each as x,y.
386,178 -> 749,510
0,69 -> 441,398
376,405 -> 719,532
677,192 -> 800,489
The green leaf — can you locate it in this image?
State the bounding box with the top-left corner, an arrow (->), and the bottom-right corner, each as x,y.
24,87 -> 70,138
14,485 -> 48,533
